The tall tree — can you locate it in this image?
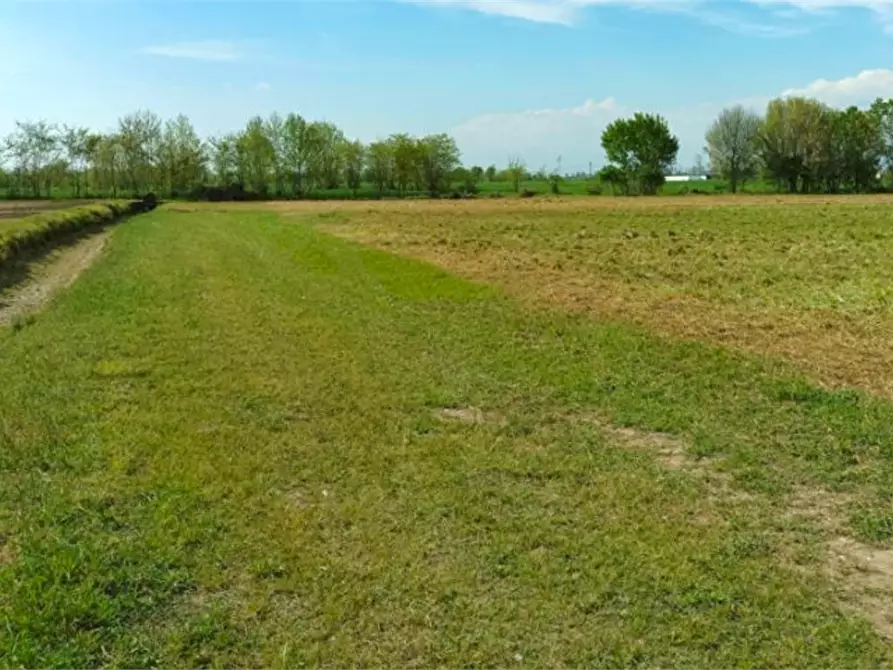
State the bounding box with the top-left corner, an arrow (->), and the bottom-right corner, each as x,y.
834,106 -> 881,192
60,125 -> 90,197
601,113 -> 679,195
238,117 -> 275,196
340,140 -> 365,195
266,113 -> 288,197
366,141 -> 394,195
390,133 -> 419,195
159,115 -> 206,196
308,122 -> 346,190
419,134 -> 460,196
506,157 -> 525,193
210,134 -> 240,188
118,110 -> 162,195
282,113 -> 310,196
759,97 -> 832,193
705,105 -> 762,193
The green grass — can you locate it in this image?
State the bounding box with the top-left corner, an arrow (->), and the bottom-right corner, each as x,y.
3,207 -> 893,665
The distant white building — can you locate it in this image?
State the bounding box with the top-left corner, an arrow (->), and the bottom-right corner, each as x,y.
665,175 -> 710,183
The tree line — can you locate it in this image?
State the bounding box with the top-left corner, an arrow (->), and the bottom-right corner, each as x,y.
598,96 -> 893,195
4,96 -> 893,200
0,111 -> 478,199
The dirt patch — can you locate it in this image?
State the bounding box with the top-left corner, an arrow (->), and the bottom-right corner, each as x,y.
285,489 -> 309,509
435,407 -> 503,425
756,483 -> 893,643
784,486 -> 854,534
0,230 -> 110,327
827,537 -> 893,641
600,424 -> 689,470
0,539 -> 16,566
0,199 -> 94,221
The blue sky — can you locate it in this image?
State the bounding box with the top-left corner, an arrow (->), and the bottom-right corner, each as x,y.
2,0 -> 893,171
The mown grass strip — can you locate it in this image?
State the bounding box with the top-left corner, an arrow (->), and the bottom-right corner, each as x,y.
1,208 -> 893,666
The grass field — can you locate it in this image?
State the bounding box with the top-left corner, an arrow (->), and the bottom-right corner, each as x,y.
3,200 -> 893,666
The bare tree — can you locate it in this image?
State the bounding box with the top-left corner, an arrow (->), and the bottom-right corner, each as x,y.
705,105 -> 762,194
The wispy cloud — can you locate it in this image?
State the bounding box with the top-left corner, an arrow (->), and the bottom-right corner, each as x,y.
256,81 -> 271,91
138,41 -> 243,62
404,0 -> 577,24
407,0 -> 893,34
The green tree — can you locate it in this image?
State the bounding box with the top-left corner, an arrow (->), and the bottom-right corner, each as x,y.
238,117 -> 275,195
834,106 -> 881,192
305,122 -> 345,191
340,140 -> 365,195
759,97 -> 836,193
390,133 -> 420,195
5,121 -> 60,197
506,157 -> 525,193
266,113 -> 288,197
598,165 -> 628,195
601,113 -> 679,195
282,113 -> 310,196
210,134 -> 241,188
419,134 -> 460,196
118,110 -> 162,195
485,165 -> 497,182
60,125 -> 90,197
158,115 -> 206,197
366,141 -> 395,195
92,134 -> 126,198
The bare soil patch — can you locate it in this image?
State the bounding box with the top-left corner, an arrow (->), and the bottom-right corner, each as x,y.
0,230 -> 109,327
0,541 -> 15,566
600,423 -> 689,470
434,406 -> 503,425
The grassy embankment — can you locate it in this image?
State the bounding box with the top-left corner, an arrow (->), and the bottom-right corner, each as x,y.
0,202 -> 133,264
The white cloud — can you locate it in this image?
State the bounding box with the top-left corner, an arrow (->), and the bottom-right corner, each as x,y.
138,41 -> 242,62
256,82 -> 271,91
782,68 -> 893,104
453,96 -> 625,171
451,68 -> 893,172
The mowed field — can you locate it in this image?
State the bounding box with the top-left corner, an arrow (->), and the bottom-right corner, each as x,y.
3,198 -> 893,665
